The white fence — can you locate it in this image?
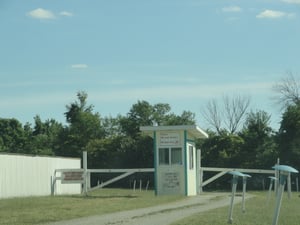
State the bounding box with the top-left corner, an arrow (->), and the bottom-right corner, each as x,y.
0,153 -> 81,199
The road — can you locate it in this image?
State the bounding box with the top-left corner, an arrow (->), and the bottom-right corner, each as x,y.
45,193 -> 251,225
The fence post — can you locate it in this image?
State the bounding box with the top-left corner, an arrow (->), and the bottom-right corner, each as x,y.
51,176 -> 54,196
139,179 -> 142,192
275,158 -> 280,194
133,180 -> 136,192
83,151 -> 88,196
197,149 -> 202,194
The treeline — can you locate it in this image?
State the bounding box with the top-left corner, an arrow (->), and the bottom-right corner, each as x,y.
1,74 -> 300,174
0,91 -> 197,169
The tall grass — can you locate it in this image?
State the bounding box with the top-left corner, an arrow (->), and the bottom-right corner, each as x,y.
171,191 -> 300,225
0,188 -> 184,225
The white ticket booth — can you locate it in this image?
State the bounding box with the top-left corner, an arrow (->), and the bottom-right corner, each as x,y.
140,125 -> 208,196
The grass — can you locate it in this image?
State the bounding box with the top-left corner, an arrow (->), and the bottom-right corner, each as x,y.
171,191 -> 300,225
2,189 -> 300,225
0,188 -> 184,225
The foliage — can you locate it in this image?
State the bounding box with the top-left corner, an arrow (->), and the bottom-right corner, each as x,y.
201,130 -> 244,168
1,83 -> 300,183
0,118 -> 27,153
277,103 -> 300,168
239,110 -> 278,168
55,91 -> 105,157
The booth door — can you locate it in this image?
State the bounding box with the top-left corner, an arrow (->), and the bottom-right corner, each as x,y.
187,143 -> 197,195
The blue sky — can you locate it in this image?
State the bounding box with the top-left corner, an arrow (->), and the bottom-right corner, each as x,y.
1,0 -> 300,130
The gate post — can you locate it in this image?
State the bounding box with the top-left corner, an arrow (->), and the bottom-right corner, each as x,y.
83,151 -> 88,196
197,149 -> 202,194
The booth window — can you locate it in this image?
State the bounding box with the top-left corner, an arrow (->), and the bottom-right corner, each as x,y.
159,147 -> 182,165
171,148 -> 182,164
159,148 -> 169,165
189,145 -> 194,170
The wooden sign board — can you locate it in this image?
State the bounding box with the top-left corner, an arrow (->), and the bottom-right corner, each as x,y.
61,170 -> 84,184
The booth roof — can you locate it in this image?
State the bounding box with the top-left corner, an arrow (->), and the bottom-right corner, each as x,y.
140,125 -> 208,139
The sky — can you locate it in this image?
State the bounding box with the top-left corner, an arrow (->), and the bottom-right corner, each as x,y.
1,0 -> 300,131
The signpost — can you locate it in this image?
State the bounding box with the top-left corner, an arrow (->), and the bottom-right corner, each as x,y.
271,165 -> 298,225
61,170 -> 84,184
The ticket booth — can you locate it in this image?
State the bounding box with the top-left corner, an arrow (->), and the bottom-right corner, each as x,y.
140,125 -> 208,196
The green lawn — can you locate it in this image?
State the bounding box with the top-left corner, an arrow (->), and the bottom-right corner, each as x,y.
171,191 -> 300,225
0,188 -> 184,225
2,189 -> 299,225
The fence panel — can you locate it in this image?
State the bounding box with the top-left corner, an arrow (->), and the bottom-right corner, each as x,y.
0,153 -> 81,199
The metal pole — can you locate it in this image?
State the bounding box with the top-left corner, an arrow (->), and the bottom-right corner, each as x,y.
287,172 -> 291,199
275,158 -> 280,194
271,173 -> 287,225
242,177 -> 247,213
267,180 -> 273,205
228,175 -> 238,224
296,177 -> 299,192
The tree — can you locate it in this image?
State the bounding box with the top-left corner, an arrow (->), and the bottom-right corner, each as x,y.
120,100 -> 154,137
273,72 -> 300,169
277,104 -> 300,168
239,110 -> 277,168
65,91 -> 94,123
165,111 -> 196,125
202,95 -> 251,134
0,118 -> 27,153
273,72 -> 300,109
55,91 -> 105,157
29,116 -> 63,155
201,130 -> 244,168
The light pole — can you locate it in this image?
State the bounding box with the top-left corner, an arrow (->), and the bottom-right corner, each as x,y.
271,165 -> 298,225
267,176 -> 277,205
228,171 -> 248,224
242,174 -> 251,213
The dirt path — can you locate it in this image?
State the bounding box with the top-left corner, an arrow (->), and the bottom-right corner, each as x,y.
45,193 -> 251,225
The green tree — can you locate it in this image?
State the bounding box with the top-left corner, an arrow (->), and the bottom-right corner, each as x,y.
28,116 -> 63,155
239,110 -> 277,168
165,111 -> 196,125
120,100 -> 155,137
55,91 -> 105,157
273,73 -> 300,169
0,118 -> 26,153
277,104 -> 300,168
201,130 -> 244,168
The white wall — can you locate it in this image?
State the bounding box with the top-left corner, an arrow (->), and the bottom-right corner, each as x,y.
0,153 -> 81,199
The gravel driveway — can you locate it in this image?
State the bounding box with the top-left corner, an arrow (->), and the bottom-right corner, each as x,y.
45,193 -> 251,225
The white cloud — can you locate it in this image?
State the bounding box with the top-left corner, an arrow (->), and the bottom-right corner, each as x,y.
27,8 -> 56,20
60,11 -> 73,17
256,10 -> 295,19
282,0 -> 300,4
222,6 -> 242,13
71,64 -> 88,69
